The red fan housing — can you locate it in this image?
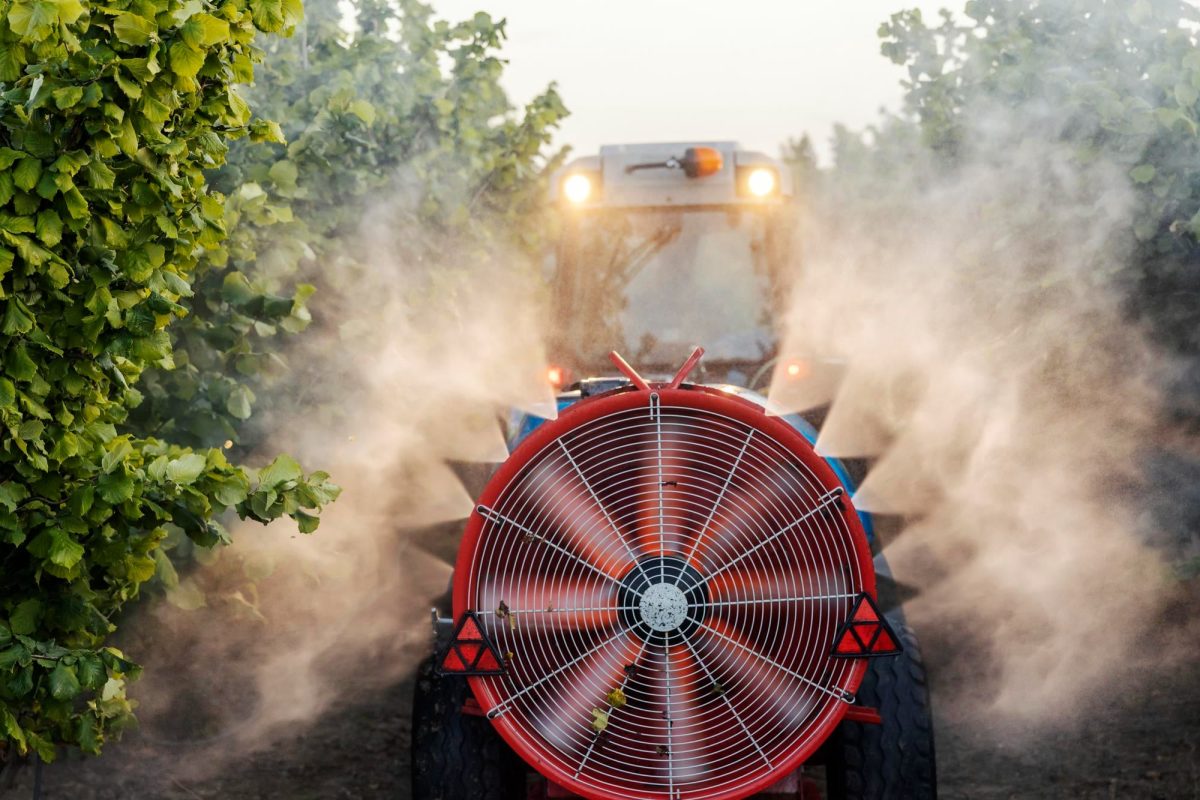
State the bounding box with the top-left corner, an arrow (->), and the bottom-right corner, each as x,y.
453,383 -> 876,800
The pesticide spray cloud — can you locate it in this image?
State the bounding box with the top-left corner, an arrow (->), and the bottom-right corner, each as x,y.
770,104 -> 1185,727
123,188 -> 558,762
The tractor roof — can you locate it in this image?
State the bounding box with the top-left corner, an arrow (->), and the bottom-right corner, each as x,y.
552,141 -> 792,208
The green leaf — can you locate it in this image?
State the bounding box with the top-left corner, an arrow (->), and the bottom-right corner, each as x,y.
77,715 -> 100,754
101,438 -> 133,473
221,271 -> 255,305
165,452 -> 207,484
76,656 -> 106,690
213,474 -> 248,507
126,555 -> 156,583
47,528 -> 85,569
0,378 -> 14,408
113,12 -> 157,45
97,471 -> 135,504
63,186 -> 88,219
168,40 -> 205,79
7,0 -> 56,39
294,509 -> 319,533
35,209 -> 62,246
267,159 -> 298,188
116,116 -> 139,156
8,666 -> 33,697
84,159 -> 116,189
166,577 -> 207,610
226,383 -> 254,419
48,662 -> 81,701
249,119 -> 285,144
153,548 -> 179,588
14,157 -> 41,192
52,86 -> 83,110
0,645 -> 25,670
249,0 -> 284,31
1,708 -> 27,754
181,13 -> 228,47
257,454 -> 302,489
114,69 -> 142,100
348,99 -> 376,125
1130,164 -> 1156,184
9,599 -> 42,635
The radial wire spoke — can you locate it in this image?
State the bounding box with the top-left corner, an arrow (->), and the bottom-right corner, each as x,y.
674,429 -> 753,587
704,593 -> 857,609
678,636 -> 771,768
487,625 -> 637,718
477,504 -> 623,587
692,616 -> 853,704
573,636 -> 653,779
678,487 -> 845,594
558,440 -> 654,585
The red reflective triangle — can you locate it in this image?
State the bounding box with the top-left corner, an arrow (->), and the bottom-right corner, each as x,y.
870,628 -> 898,654
474,648 -> 502,671
458,616 -> 484,642
834,627 -> 866,655
441,647 -> 468,672
438,611 -> 508,675
830,592 -> 903,659
852,599 -> 880,623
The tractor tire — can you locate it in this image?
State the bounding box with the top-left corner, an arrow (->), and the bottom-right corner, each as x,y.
410,655 -> 525,800
827,622 -> 937,800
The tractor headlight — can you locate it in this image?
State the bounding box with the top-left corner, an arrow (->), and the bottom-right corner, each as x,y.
562,173 -> 594,204
746,167 -> 777,197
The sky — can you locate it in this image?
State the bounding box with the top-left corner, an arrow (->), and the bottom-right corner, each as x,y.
428,0 -> 947,163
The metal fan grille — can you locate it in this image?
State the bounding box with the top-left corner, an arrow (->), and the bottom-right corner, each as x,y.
455,388 -> 872,800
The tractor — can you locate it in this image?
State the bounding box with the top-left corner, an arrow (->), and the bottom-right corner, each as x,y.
411,142 -> 937,800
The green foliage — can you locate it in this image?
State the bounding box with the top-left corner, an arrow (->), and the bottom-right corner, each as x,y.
0,0 -> 335,759
877,0 -> 1200,362
130,0 -> 569,446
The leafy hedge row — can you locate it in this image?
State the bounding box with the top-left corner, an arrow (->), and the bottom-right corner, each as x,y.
0,0 -> 337,759
127,0 -> 569,452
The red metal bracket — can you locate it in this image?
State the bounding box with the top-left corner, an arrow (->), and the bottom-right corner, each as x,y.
843,705 -> 883,725
609,347 -> 706,392
608,351 -> 651,391
667,346 -> 705,389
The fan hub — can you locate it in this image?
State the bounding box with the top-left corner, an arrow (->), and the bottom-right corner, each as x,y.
617,555 -> 708,641
639,582 -> 689,632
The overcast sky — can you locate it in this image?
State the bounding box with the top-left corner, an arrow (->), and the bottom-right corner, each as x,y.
429,0 -> 946,163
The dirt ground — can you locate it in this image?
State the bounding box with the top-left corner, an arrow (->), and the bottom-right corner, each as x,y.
2,634 -> 1197,800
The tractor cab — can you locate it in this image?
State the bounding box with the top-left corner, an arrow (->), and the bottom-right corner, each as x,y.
546,142 -> 796,389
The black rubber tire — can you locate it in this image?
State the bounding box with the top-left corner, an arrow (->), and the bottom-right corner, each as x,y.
827,622 -> 937,800
410,655 -> 526,800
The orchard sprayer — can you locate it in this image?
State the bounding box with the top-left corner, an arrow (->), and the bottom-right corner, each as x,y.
411,143 -> 936,800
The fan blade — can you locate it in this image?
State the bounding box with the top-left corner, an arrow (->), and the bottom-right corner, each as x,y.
707,563 -> 853,609
525,631 -> 643,760
632,643 -> 712,787
685,460 -> 833,576
518,451 -> 641,576
627,419 -> 726,559
693,618 -> 825,732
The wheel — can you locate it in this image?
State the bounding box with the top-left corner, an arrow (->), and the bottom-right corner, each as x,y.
410,654 -> 525,800
826,621 -> 937,800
